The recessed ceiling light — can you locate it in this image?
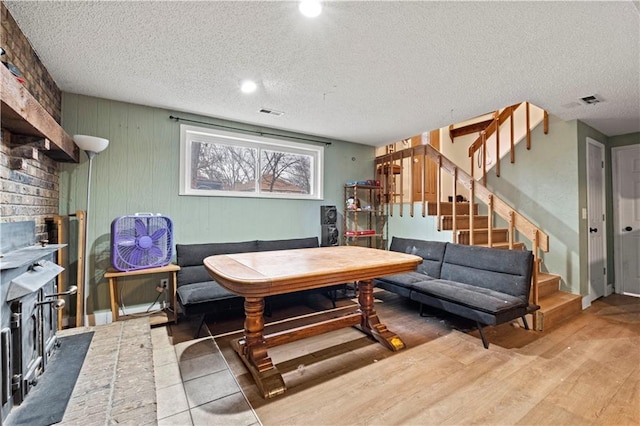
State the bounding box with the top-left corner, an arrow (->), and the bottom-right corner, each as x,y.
299,0 -> 322,18
240,80 -> 257,94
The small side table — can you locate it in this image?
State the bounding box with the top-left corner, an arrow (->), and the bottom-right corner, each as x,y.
104,264 -> 180,325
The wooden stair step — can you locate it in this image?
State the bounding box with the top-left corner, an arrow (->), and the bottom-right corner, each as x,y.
536,272 -> 561,298
441,215 -> 489,230
427,202 -> 479,216
456,228 -> 508,245
535,291 -> 582,331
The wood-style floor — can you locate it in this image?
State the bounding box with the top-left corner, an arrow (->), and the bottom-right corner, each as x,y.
214,291 -> 639,425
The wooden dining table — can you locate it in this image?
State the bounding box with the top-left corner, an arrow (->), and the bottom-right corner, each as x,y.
204,245 -> 422,398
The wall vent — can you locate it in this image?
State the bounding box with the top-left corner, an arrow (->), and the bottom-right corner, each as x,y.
259,108 -> 284,116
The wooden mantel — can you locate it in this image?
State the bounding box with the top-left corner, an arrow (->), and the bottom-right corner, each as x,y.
1,64 -> 78,163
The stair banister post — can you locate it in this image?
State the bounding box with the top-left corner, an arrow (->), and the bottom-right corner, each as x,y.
526,101 -> 531,150
409,148 -> 424,217
510,111 -> 515,163
495,111 -> 501,178
421,148 -> 427,218
452,167 -> 458,243
469,179 -> 475,245
399,152 -> 404,218
532,229 -> 539,304
436,154 -> 442,227
470,154 -> 474,180
482,130 -> 487,186
531,229 -> 540,331
488,194 -> 494,248
387,157 -> 393,216
508,210 -> 515,250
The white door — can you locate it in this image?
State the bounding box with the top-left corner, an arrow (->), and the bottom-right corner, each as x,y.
613,144 -> 640,296
587,138 -> 607,302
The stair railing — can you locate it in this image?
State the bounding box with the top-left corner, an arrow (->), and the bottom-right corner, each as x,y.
467,102 -> 549,185
375,144 -> 549,324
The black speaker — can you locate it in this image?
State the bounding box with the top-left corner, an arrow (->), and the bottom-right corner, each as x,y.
321,205 -> 337,224
321,224 -> 339,247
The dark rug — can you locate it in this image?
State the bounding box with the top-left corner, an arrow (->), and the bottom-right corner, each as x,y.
6,332 -> 94,426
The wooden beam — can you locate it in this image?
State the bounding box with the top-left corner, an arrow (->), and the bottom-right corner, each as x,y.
0,65 -> 78,162
467,103 -> 520,157
450,119 -> 494,139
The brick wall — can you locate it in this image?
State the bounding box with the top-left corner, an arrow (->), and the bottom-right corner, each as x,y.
1,1 -> 61,242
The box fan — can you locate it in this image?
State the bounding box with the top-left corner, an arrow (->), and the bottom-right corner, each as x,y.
111,214 -> 173,271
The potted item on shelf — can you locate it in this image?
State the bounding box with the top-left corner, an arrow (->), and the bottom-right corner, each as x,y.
346,197 -> 360,210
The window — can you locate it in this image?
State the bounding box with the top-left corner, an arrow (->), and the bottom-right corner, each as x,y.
179,125 -> 323,199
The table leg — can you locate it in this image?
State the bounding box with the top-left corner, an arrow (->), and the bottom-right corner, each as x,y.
170,271 -> 178,324
357,279 -> 405,351
108,278 -> 119,322
232,297 -> 286,399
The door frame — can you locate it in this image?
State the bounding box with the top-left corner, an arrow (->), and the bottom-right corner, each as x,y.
612,144 -> 640,295
586,137 -> 608,301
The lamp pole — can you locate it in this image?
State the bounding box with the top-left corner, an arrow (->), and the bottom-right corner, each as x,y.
73,135 -> 109,326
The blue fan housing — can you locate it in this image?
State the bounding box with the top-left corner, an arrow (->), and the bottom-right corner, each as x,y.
111,214 -> 173,271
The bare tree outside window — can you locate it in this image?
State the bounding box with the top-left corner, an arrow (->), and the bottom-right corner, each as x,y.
191,141 -> 256,191
261,150 -> 312,194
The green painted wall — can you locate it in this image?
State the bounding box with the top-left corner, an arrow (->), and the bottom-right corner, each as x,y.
486,115 -> 582,294
608,132 -> 640,148
486,122 -> 635,298
60,93 -> 375,323
387,206 -> 452,245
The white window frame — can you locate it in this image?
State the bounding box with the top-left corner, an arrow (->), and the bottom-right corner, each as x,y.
179,124 -> 324,200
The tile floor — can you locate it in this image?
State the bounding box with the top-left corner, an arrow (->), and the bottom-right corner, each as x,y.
151,321 -> 261,426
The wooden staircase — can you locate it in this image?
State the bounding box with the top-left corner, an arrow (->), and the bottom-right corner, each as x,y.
535,273 -> 582,330
376,104 -> 582,332
426,201 -> 582,330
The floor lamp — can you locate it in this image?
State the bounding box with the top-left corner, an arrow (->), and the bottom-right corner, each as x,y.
73,135 -> 109,326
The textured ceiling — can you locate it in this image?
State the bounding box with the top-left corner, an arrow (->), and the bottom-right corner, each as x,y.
5,1 -> 639,146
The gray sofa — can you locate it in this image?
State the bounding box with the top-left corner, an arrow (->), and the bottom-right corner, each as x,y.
374,237 -> 538,348
176,236 -> 330,337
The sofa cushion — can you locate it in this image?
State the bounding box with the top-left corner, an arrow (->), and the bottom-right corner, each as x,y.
375,271 -> 436,288
375,272 -> 437,298
411,279 -> 526,315
440,244 -> 533,302
176,281 -> 237,305
257,236 -> 319,252
389,237 -> 447,278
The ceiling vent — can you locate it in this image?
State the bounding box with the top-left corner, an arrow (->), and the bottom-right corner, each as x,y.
580,95 -> 602,105
259,108 -> 284,117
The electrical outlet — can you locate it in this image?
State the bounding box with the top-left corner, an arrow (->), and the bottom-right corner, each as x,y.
160,278 -> 169,289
